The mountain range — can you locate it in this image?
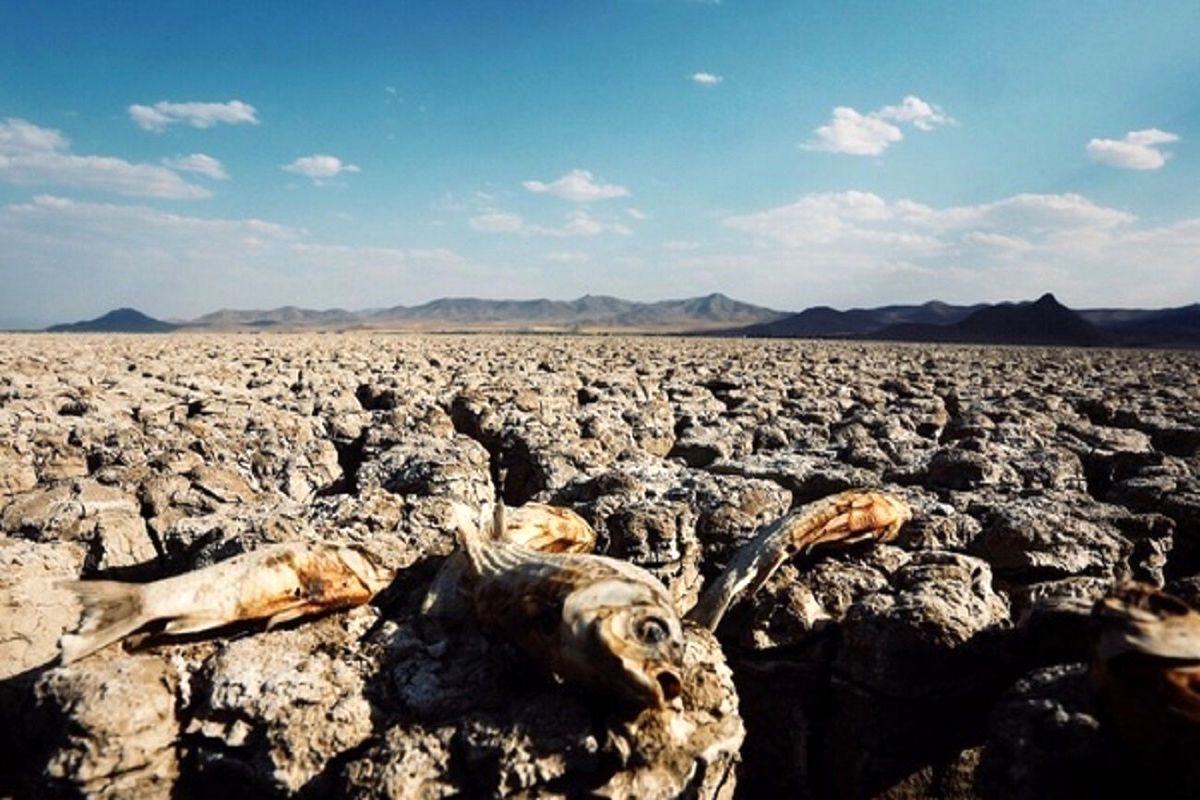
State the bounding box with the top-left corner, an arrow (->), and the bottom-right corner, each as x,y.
185,293 -> 782,331
39,293 -> 1200,347
737,293 -> 1200,347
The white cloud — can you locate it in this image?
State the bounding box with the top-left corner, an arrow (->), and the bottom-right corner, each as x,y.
0,117 -> 68,152
7,193 -> 293,238
289,242 -> 461,265
282,155 -> 361,182
805,107 -> 903,156
128,100 -> 259,133
529,210 -> 632,238
1086,128 -> 1179,170
626,207 -> 650,220
0,195 -> 469,321
803,95 -> 953,156
875,95 -> 953,131
718,189 -> 1198,306
691,72 -> 722,86
0,117 -> 209,199
724,191 -> 1132,250
663,240 -> 701,252
470,209 -> 631,237
470,211 -> 525,232
163,153 -> 228,180
575,211 -> 629,236
543,250 -> 590,263
522,169 -> 630,202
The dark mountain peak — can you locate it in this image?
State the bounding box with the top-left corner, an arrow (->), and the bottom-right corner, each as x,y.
48,308 -> 177,333
571,294 -> 633,314
1032,292 -> 1062,308
930,294 -> 1110,346
649,293 -> 781,323
105,307 -> 153,322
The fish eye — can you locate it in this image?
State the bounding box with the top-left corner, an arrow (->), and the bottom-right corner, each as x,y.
634,616 -> 669,645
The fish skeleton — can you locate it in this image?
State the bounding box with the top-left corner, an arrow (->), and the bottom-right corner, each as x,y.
58,542 -> 392,664
452,502 -> 686,709
687,489 -> 912,631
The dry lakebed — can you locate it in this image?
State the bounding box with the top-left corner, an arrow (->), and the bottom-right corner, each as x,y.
1,332 -> 1198,799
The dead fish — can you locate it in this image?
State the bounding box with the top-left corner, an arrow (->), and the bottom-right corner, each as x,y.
453,502 -> 685,709
1093,583 -> 1200,663
1091,583 -> 1200,720
1090,583 -> 1200,784
688,489 -> 912,630
58,542 -> 392,664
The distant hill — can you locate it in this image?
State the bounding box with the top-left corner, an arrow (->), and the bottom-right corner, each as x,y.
615,293 -> 785,329
1090,304 -> 1200,347
370,297 -> 599,326
743,300 -> 983,338
46,308 -> 177,333
871,294 -> 1111,346
190,306 -> 359,328
952,294 -> 1111,345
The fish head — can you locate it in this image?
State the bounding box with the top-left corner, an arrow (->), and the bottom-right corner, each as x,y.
1093,582 -> 1200,661
562,578 -> 686,708
336,545 -> 394,596
836,491 -> 912,545
875,492 -> 913,540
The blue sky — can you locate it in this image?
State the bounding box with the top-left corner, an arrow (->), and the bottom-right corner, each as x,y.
2,1 -> 1198,326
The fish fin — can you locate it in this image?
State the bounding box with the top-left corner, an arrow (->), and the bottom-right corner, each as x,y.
265,607 -> 310,630
489,501 -> 506,542
162,615 -> 224,635
57,580 -> 151,664
450,501 -> 486,568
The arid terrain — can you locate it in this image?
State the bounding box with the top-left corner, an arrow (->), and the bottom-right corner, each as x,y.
2,333 -> 1199,798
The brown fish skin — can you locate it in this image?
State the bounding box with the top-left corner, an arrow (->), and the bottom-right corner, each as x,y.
687,489 -> 911,631
1090,583 -> 1200,787
500,502 -> 596,554
454,503 -> 685,709
58,543 -> 392,664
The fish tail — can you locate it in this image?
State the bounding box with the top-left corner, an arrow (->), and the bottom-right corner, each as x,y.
57,580 -> 152,664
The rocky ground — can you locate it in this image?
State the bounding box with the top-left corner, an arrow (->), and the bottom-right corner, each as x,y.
1,333 -> 1198,799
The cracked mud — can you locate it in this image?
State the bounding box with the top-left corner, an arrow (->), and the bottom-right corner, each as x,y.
1,333 -> 1198,798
